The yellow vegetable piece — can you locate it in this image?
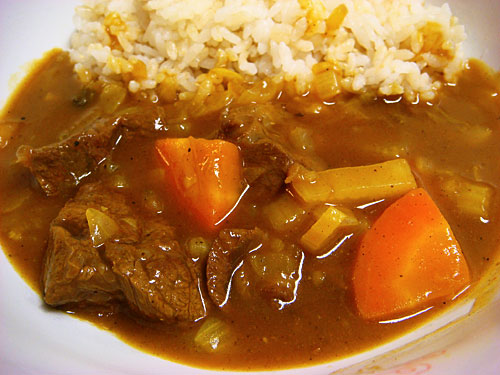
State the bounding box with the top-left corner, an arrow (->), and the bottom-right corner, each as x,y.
263,193 -> 307,232
326,4 -> 348,34
130,59 -> 147,81
158,75 -> 178,103
300,206 -> 358,254
210,67 -> 245,83
194,317 -> 232,352
0,121 -> 18,149
99,83 -> 127,114
86,208 -> 120,247
287,164 -> 332,203
440,175 -> 493,218
287,159 -> 417,204
313,68 -> 341,101
299,0 -> 327,33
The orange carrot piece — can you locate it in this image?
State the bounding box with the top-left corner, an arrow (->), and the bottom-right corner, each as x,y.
156,137 -> 245,231
352,188 -> 471,321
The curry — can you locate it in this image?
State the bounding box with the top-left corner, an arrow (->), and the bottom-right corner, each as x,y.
0,50 -> 499,370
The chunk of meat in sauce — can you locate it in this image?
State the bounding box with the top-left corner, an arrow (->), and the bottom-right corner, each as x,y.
207,228 -> 304,309
117,103 -> 170,137
206,228 -> 260,307
16,106 -> 169,197
238,236 -> 304,307
220,104 -> 326,202
17,117 -> 122,196
43,182 -> 206,322
43,182 -> 130,305
105,220 -> 206,322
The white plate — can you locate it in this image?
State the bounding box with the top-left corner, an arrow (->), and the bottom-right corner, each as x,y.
0,1 -> 499,374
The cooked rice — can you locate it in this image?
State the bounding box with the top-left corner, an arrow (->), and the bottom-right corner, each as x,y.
70,0 -> 466,102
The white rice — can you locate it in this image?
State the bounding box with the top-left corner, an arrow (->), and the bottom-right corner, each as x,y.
70,0 -> 466,101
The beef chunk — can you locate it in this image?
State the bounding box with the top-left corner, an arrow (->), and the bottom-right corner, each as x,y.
43,183 -> 129,305
207,228 -> 304,309
243,238 -> 304,307
15,106 -> 169,198
105,220 -> 206,321
220,105 -> 293,200
17,118 -> 122,196
220,104 -> 326,201
117,103 -> 169,137
43,183 -> 206,322
206,229 -> 260,307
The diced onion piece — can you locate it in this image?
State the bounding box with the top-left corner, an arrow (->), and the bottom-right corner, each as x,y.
263,193 -> 307,232
194,317 -> 232,352
158,75 -> 178,103
143,190 -> 164,213
110,174 -> 129,188
236,78 -> 284,105
440,175 -> 493,218
313,69 -> 341,101
0,121 -> 18,149
461,124 -> 492,144
210,67 -> 245,83
289,127 -> 315,152
300,206 -> 358,254
86,208 -> 119,247
287,159 -> 417,204
196,89 -> 233,117
1,188 -> 32,214
99,83 -> 127,114
326,4 -> 348,33
121,217 -> 138,230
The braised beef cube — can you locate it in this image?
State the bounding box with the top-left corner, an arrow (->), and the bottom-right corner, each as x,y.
220,104 -> 326,201
17,118 -> 122,197
44,226 -> 122,306
206,228 -> 261,307
105,220 -> 206,322
241,236 -> 304,307
43,182 -> 206,322
220,105 -> 293,201
118,104 -> 169,137
207,228 -> 304,309
43,183 -> 132,305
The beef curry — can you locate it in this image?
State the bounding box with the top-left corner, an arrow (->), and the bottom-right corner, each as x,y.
0,50 -> 499,370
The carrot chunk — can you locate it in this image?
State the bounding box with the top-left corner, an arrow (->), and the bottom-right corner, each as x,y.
352,188 -> 471,321
155,137 -> 245,231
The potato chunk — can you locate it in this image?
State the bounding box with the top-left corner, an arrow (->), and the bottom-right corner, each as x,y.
287,159 -> 417,204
